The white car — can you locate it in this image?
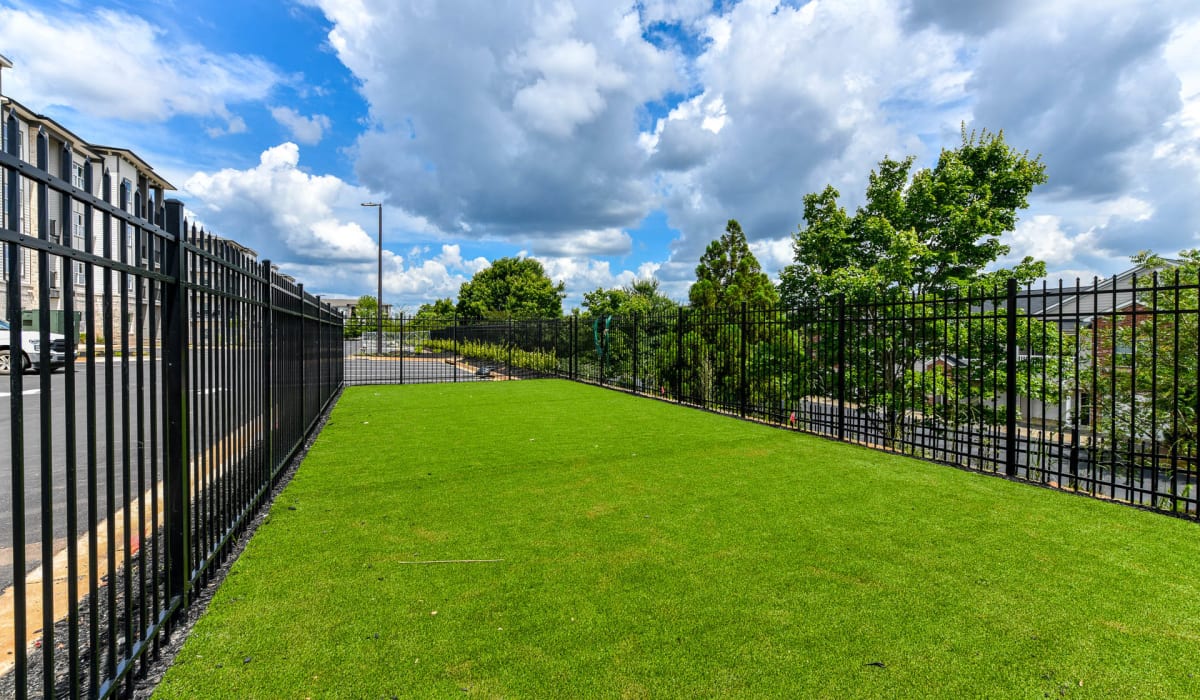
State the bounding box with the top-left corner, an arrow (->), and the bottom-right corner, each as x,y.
0,319 -> 70,375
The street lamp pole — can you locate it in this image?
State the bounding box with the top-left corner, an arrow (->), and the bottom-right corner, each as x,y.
361,202 -> 383,355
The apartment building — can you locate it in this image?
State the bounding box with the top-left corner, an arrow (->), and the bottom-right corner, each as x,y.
1,57 -> 175,342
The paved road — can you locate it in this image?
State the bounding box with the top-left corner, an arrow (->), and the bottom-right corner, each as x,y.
0,349 -> 259,592
0,358 -> 170,591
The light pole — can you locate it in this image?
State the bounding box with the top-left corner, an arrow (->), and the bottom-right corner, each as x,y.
361,202 -> 383,356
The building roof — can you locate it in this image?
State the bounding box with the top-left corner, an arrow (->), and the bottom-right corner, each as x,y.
90,145 -> 176,191
2,96 -> 99,161
1037,260 -> 1181,322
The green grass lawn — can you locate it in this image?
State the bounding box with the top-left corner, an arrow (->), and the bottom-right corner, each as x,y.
155,380 -> 1200,699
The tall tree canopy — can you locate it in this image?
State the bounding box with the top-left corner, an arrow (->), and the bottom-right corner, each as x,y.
456,256 -> 565,319
689,219 -> 779,311
779,127 -> 1048,306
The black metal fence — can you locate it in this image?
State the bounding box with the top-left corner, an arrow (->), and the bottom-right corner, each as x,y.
2,120 -> 341,698
357,274 -> 1198,521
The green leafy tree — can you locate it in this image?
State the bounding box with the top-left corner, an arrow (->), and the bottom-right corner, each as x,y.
583,278 -> 678,318
689,219 -> 779,312
343,294 -> 380,338
416,298 -> 455,318
456,257 -> 565,319
406,297 -> 456,334
780,127 -> 1048,306
581,279 -> 679,384
683,220 -> 780,403
581,288 -> 627,319
778,128 -> 1063,445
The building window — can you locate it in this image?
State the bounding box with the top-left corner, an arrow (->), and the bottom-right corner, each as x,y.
72,162 -> 85,190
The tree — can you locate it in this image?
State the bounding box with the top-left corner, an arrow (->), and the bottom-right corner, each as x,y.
456,257 -> 565,319
580,279 -> 679,385
689,219 -> 779,312
779,127 -> 1048,306
777,128 -> 1061,446
582,278 -> 678,318
343,294 -> 381,338
416,298 -> 455,318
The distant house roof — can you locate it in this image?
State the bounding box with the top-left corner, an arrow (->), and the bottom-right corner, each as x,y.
975,261 -> 1182,331
1036,261 -> 1181,328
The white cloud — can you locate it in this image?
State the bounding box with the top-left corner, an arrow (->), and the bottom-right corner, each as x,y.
527,229 -> 632,257
749,237 -> 795,279
1005,215 -> 1095,267
271,106 -> 333,145
0,6 -> 281,130
509,5 -> 629,138
181,142 -> 480,306
649,0 -> 968,270
310,0 -> 683,243
205,116 -> 248,138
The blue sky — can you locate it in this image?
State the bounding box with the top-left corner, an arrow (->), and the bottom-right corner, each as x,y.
2,0 -> 1199,311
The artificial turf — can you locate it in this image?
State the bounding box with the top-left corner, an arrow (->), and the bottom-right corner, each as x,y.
154,380 -> 1200,698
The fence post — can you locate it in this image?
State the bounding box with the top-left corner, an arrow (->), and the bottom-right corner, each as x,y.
632,312 -> 640,395
315,295 -> 323,403
676,307 -> 684,402
453,314 -> 459,383
1005,278 -> 1018,477
740,302 -> 748,418
399,312 -> 405,385
4,105 -> 29,694
262,261 -> 274,477
570,314 -> 577,381
298,284 -> 306,419
162,199 -> 190,619
836,294 -> 846,442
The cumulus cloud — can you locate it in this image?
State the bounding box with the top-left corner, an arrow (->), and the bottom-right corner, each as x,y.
271,107 -> 333,145
904,0 -> 1035,36
311,0 -> 683,243
0,5 -> 281,131
648,0 -> 968,270
527,229 -> 632,257
185,142 -> 380,262
968,2 -> 1183,201
181,142 -> 485,306
956,0 -> 1200,262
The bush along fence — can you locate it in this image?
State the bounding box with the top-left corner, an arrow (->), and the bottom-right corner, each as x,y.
1,120 -> 342,699
350,274 -> 1199,521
